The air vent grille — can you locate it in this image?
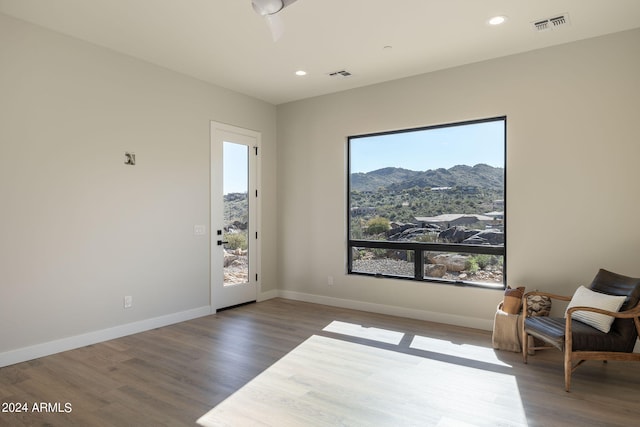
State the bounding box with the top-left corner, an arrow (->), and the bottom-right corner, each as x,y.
328,70 -> 352,78
532,13 -> 570,32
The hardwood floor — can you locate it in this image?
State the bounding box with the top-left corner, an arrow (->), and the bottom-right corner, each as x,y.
1,298 -> 639,426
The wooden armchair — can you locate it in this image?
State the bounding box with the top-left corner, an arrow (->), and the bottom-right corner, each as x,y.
522,269 -> 640,391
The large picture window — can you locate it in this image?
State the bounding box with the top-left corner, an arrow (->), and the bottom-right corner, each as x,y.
348,117 -> 506,288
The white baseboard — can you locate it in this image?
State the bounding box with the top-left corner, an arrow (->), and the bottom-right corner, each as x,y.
277,290 -> 494,331
0,306 -> 211,368
1,293 -> 496,368
258,289 -> 279,302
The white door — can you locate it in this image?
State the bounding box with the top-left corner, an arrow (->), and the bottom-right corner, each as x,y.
211,122 -> 260,311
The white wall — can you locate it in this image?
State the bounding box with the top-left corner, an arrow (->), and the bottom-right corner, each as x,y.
0,13 -> 277,364
276,28 -> 640,329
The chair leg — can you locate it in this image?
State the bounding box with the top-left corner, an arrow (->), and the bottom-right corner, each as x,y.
564,315 -> 573,392
564,349 -> 572,392
521,314 -> 528,363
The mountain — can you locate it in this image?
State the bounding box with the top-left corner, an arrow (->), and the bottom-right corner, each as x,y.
351,164 -> 503,192
350,167 -> 420,192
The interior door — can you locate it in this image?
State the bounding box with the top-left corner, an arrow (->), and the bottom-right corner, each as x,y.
211,122 -> 260,311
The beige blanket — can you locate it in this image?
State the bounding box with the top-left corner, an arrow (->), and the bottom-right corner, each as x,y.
492,303 -> 523,352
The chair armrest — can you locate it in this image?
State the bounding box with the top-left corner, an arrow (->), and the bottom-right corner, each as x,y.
523,290 -> 572,301
567,303 -> 640,319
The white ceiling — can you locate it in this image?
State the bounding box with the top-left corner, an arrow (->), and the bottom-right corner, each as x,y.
2,0 -> 640,105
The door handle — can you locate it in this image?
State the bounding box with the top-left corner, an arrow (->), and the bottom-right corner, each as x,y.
217,240 -> 229,246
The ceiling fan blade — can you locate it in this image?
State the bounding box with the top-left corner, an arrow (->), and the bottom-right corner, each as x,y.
252,0 -> 299,41
252,0 -> 283,16
252,0 -> 298,15
265,13 -> 285,42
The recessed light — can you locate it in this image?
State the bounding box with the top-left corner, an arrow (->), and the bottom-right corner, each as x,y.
295,70 -> 307,76
488,15 -> 507,26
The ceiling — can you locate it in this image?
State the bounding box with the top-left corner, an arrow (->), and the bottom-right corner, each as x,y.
2,0 -> 639,105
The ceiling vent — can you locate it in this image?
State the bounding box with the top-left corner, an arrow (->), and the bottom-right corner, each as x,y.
532,13 -> 570,32
328,70 -> 352,78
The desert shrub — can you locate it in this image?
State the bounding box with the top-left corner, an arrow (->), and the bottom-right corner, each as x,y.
474,254 -> 493,269
465,257 -> 479,273
365,216 -> 390,235
225,232 -> 247,250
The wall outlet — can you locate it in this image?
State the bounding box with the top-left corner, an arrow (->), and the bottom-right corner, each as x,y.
327,276 -> 334,286
124,295 -> 133,309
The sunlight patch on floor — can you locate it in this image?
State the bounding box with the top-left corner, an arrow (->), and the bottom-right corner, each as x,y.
410,335 -> 512,367
322,320 -> 405,345
198,335 -> 528,427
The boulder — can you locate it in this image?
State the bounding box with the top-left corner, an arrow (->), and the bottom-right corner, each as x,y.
424,264 -> 447,278
389,227 -> 440,241
223,251 -> 239,267
462,229 -> 503,245
438,226 -> 478,243
387,223 -> 418,235
425,252 -> 468,272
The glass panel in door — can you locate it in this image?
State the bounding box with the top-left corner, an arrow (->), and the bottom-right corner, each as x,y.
223,141 -> 249,286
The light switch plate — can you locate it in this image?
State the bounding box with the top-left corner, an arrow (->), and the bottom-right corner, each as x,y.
194,225 -> 207,236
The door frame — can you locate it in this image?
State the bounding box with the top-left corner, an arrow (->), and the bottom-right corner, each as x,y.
210,121 -> 261,312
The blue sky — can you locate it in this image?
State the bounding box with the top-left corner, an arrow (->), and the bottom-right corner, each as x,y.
350,119 -> 504,173
224,141 -> 248,194
223,120 -> 505,193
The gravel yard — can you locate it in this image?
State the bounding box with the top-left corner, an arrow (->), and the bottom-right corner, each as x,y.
352,258 -> 503,283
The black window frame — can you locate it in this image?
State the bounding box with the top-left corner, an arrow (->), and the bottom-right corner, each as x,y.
347,116 -> 507,289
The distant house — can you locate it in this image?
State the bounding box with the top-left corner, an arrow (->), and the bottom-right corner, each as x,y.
350,206 -> 376,216
457,185 -> 479,194
414,213 -> 495,229
484,211 -> 504,220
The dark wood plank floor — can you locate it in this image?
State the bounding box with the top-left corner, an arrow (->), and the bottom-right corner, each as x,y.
1,298 -> 639,426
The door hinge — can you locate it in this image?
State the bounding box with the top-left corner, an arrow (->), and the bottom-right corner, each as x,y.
255,190 -> 258,197
255,231 -> 258,239
255,273 -> 258,281
254,146 -> 258,155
